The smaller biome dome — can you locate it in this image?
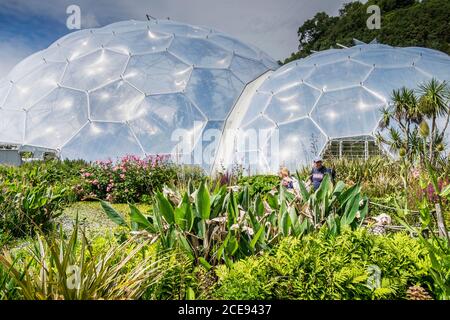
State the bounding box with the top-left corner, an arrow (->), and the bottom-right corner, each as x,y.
226,43 -> 450,173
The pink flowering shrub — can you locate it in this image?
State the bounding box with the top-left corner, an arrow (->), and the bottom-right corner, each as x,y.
77,154 -> 177,203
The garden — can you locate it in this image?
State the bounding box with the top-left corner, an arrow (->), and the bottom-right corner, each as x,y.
0,81 -> 450,301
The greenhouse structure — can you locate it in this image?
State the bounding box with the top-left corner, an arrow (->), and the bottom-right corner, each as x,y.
0,20 -> 449,173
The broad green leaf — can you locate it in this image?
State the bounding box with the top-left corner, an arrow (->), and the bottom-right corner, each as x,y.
101,201 -> 127,227
227,191 -> 238,228
175,193 -> 192,231
184,192 -> 194,232
241,185 -> 250,211
177,232 -> 194,259
333,181 -> 346,196
198,257 -> 212,271
250,226 -> 264,250
129,204 -> 155,233
196,180 -> 211,220
266,193 -> 278,210
288,206 -> 298,227
280,209 -> 290,236
156,192 -> 175,224
345,193 -> 360,225
174,206 -> 187,230
196,219 -> 205,238
338,184 -> 360,208
226,235 -> 239,256
298,180 -> 310,203
254,195 -> 264,217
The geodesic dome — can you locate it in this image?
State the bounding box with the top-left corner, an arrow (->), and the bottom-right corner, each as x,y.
0,20 -> 278,163
224,43 -> 450,173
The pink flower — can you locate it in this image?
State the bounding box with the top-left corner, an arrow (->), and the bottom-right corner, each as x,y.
120,173 -> 125,180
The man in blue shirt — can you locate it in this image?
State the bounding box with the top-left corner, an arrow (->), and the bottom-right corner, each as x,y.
309,157 -> 335,190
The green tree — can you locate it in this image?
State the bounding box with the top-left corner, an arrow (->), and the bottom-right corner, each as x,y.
285,0 -> 450,64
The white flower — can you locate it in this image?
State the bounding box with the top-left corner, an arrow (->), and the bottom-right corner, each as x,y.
242,226 -> 254,236
230,223 -> 240,231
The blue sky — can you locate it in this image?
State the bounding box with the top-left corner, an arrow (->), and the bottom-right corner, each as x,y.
0,0 -> 354,75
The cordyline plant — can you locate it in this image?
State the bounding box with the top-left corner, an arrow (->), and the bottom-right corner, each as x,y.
0,218 -> 168,300
102,175 -> 368,267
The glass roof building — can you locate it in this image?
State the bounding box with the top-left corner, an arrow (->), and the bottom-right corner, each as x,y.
0,20 -> 278,164
0,20 -> 449,173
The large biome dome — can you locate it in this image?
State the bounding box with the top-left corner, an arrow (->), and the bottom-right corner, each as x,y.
221,43 -> 450,173
0,20 -> 278,163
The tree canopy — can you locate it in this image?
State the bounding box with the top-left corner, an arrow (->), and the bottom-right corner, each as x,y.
284,0 -> 450,64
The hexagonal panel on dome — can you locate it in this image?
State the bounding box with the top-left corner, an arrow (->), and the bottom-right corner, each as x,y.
242,115 -> 276,132
55,31 -> 114,61
169,37 -> 232,68
6,51 -> 47,82
352,48 -> 418,68
185,68 -> 244,120
414,54 -> 450,83
264,83 -> 321,124
151,21 -> 211,38
402,47 -> 450,59
276,118 -> 327,168
192,120 -> 225,170
363,66 -> 431,99
229,55 -> 268,84
61,122 -> 144,161
209,34 -> 260,60
311,87 -> 386,138
61,49 -> 128,91
301,48 -> 360,66
25,87 -> 88,149
96,20 -> 148,34
258,64 -> 314,94
123,52 -> 192,95
0,109 -> 25,144
130,93 -> 207,155
89,80 -> 145,122
0,79 -> 11,108
239,91 -> 271,127
3,61 -> 66,111
104,30 -> 173,55
305,60 -> 373,91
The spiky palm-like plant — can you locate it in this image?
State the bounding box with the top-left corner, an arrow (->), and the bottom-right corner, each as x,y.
417,79 -> 449,163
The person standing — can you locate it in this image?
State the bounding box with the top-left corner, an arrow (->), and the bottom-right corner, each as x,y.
309,157 -> 335,190
279,167 -> 294,189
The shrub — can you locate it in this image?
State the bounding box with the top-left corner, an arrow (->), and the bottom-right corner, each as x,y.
0,159 -> 88,203
213,228 -> 432,300
78,155 -> 178,203
0,181 -> 69,238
